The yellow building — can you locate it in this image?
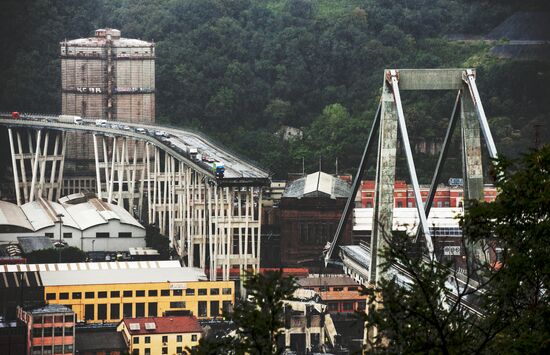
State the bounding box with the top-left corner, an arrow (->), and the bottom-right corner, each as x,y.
36,261 -> 234,323
118,316 -> 203,355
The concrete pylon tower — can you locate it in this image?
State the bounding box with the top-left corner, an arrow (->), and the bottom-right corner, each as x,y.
325,69 -> 498,284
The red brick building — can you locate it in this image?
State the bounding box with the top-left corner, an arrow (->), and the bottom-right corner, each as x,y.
297,276 -> 366,314
17,304 -> 75,355
360,180 -> 497,208
279,172 -> 352,268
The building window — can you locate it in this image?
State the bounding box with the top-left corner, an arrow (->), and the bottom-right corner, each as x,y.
198,301 -> 207,317
45,232 -> 54,238
170,301 -> 185,309
148,302 -> 158,317
32,328 -> 42,337
222,301 -> 232,314
123,290 -> 133,297
177,335 -> 183,342
144,349 -> 150,355
347,287 -> 358,291
133,337 -> 139,344
43,327 -> 52,336
98,291 -> 107,298
132,350 -> 139,355
162,335 -> 168,343
33,316 -> 42,324
161,289 -> 170,296
111,291 -> 120,298
222,288 -> 232,295
210,288 -> 219,295
333,287 -> 343,292
54,327 -> 63,336
177,346 -> 183,354
198,288 -> 207,296
72,292 -> 82,299
136,290 -> 145,297
119,232 -> 132,238
397,201 -> 403,208
64,326 -> 73,336
210,301 -> 220,317
162,347 -> 168,354
185,289 -> 195,296
54,345 -> 63,354
65,314 -> 73,322
85,291 -> 94,299
343,302 -> 354,311
64,345 -> 73,353
85,304 -> 95,320
136,303 -> 145,317
148,290 -> 158,297
111,304 -> 120,319
63,232 -> 72,239
328,303 -> 339,312
32,347 -> 42,355
145,336 -> 151,343
98,304 -> 107,320
123,303 -> 133,318
191,334 -> 198,342
46,293 -> 56,300
173,289 -> 183,296
96,232 -> 109,238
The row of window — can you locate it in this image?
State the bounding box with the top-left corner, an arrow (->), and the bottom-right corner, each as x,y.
31,344 -> 73,355
327,301 -> 365,312
46,287 -> 232,300
133,334 -> 198,344
32,326 -> 73,338
132,346 -> 189,355
33,314 -> 74,324
45,232 -> 133,238
305,286 -> 358,292
77,300 -> 231,320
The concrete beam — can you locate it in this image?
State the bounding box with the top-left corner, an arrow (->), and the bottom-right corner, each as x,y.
394,69 -> 472,91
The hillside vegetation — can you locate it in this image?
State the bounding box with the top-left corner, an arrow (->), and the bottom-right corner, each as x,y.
0,0 -> 548,179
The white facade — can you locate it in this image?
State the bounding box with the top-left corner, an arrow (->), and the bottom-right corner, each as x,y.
0,197 -> 145,252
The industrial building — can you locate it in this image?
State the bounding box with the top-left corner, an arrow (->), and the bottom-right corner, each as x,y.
278,172 -> 352,268
60,28 -> 155,175
118,315 -> 202,354
61,28 -> 155,123
0,197 -> 145,252
0,261 -> 234,323
17,304 -> 75,355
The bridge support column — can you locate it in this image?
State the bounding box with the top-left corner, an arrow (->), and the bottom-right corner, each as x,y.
93,135 -> 146,216
7,128 -> 66,204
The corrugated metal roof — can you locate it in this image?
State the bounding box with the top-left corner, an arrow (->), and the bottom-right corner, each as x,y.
17,236 -> 54,254
283,171 -> 351,199
0,201 -> 33,231
0,261 -> 206,286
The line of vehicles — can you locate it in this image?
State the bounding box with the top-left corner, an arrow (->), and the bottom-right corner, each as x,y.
4,112 -> 226,178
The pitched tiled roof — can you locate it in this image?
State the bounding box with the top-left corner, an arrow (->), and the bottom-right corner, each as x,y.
122,316 -> 202,335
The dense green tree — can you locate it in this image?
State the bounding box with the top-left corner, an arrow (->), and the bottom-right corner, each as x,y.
25,246 -> 86,264
190,270 -> 297,354
363,146 -> 550,353
145,224 -> 170,259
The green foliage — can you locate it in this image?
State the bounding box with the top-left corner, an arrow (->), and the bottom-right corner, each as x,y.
364,146 -> 550,353
190,270 -> 297,354
461,146 -> 550,353
0,1 -> 548,179
25,246 -> 86,264
145,224 -> 170,259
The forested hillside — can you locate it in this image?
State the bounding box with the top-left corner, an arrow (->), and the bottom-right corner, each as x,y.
1,0 -> 548,179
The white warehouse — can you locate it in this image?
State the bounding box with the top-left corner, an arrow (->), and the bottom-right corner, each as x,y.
0,195 -> 145,252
